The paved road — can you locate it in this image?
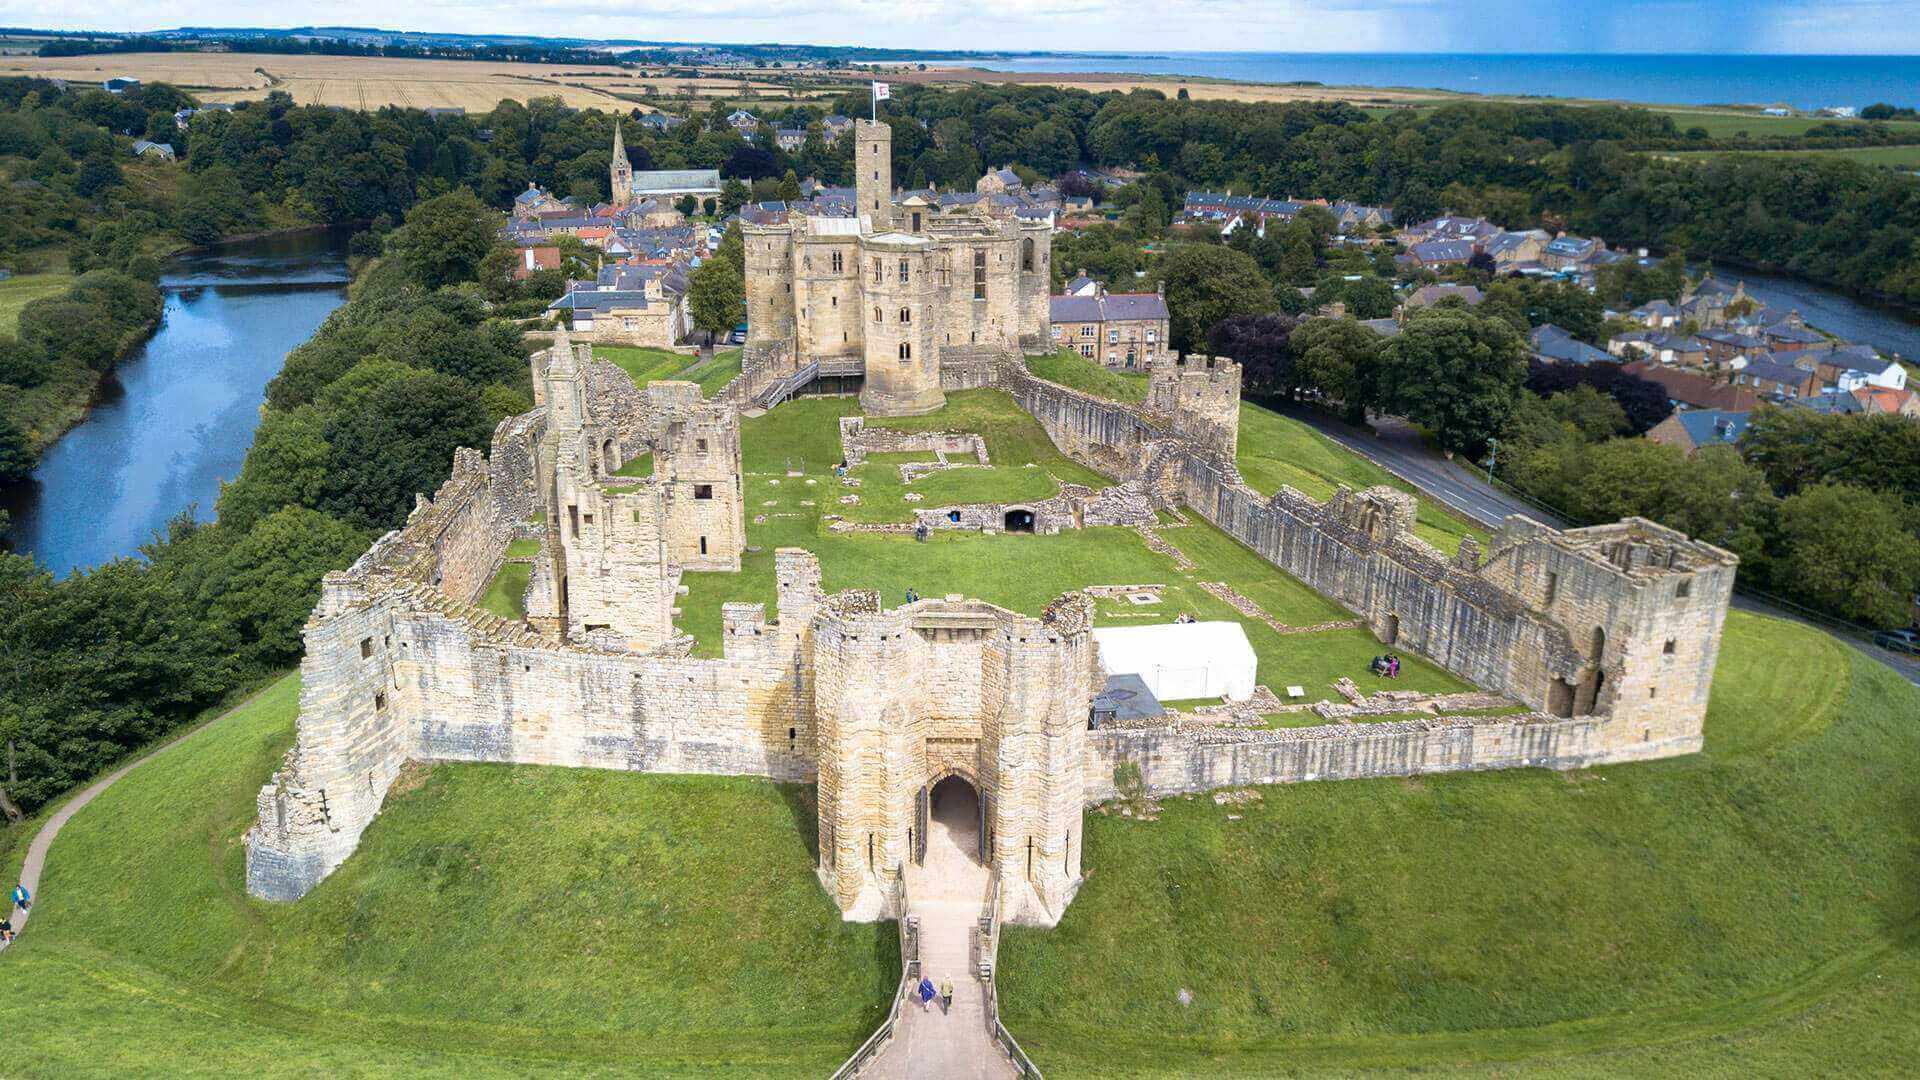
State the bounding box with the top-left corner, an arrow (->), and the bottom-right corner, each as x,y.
1276,404 -> 1920,687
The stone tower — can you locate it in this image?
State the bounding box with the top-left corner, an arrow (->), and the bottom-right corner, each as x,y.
610,122 -> 633,209
858,235 -> 944,416
854,119 -> 893,232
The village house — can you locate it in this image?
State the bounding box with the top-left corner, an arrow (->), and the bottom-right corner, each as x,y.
513,183 -> 573,220
1541,234 -> 1607,271
1623,360 -> 1762,412
637,113 -> 685,132
725,109 -> 761,138
1402,283 -> 1484,313
1731,356 -> 1819,399
774,128 -> 808,152
1049,287 -> 1172,369
548,261 -> 692,347
1530,324 -> 1615,366
1627,299 -> 1681,330
1789,390 -> 1868,416
1400,215 -> 1501,245
1485,229 -> 1551,270
129,139 -> 175,161
977,166 -> 1025,196
821,114 -> 854,143
1061,269 -> 1099,297
1697,328 -> 1771,367
1399,239 -> 1475,269
1647,409 -> 1752,454
1852,386 -> 1920,418
511,246 -> 563,280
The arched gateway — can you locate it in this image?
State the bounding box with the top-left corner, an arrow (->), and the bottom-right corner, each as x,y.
811,589 -> 1096,925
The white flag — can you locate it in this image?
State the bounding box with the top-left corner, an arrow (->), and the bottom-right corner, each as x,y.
872,81 -> 891,101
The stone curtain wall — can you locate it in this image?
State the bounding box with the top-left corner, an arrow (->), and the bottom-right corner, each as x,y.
996,360 -> 1734,772
1083,711 -> 1604,800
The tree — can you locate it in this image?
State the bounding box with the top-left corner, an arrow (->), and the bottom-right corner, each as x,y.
1290,317 -> 1382,423
0,415 -> 31,484
687,255 -> 744,350
1207,314 -> 1297,396
1774,483 -> 1920,628
0,334 -> 48,388
719,177 -> 751,215
1525,359 -> 1672,435
1373,308 -> 1528,455
321,371 -> 494,530
216,405 -> 332,532
1155,244 -> 1276,353
384,188 -> 496,290
202,507 -> 368,667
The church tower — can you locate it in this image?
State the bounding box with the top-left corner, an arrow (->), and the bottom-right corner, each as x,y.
610,122 -> 633,209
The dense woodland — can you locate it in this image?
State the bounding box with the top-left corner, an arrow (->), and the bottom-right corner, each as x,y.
1,74 -> 1918,819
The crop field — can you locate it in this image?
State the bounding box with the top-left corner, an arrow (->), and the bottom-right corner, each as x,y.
1655,143 -> 1920,168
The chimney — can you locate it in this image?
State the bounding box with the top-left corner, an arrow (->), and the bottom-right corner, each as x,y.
1156,280 -> 1166,298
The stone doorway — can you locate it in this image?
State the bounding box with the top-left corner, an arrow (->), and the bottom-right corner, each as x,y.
1003,508 -> 1035,533
914,774 -> 990,903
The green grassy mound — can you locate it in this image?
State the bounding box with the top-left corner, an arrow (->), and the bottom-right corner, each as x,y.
998,612 -> 1920,1076
0,677 -> 893,1076
592,345 -> 742,398
1025,347 -> 1150,403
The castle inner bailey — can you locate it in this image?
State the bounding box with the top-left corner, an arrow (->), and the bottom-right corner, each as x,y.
742,119 -> 1053,416
245,336 -> 1736,926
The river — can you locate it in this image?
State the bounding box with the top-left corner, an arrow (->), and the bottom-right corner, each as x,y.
1707,268 -> 1920,360
0,230 -> 351,577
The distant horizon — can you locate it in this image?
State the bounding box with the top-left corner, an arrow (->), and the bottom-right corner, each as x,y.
10,1 -> 1920,56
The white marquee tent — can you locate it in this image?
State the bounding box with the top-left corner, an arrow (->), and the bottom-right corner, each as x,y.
1091,621 -> 1258,702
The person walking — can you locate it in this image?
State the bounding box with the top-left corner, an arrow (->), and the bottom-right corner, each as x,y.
918,974 -> 936,1012
11,883 -> 27,911
939,977 -> 954,1014
0,917 -> 12,944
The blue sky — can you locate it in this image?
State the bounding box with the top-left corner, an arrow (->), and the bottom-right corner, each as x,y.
13,0 -> 1919,54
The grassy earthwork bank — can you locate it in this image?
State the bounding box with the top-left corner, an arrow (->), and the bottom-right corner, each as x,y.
593,344 -> 743,398
999,613 -> 1920,1075
0,675 -> 895,1076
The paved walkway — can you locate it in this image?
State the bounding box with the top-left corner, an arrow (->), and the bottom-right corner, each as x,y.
867,781 -> 1016,1080
2,680 -> 280,949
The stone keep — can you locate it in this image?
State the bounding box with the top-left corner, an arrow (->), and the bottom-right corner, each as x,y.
742,118 -> 1053,415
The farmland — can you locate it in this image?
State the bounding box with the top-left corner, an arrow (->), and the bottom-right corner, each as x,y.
0,52 -> 837,112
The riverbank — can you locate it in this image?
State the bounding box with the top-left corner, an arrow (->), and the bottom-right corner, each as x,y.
1,225 -> 350,462
1,229 -> 356,574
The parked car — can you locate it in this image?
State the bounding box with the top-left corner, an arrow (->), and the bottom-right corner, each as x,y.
728,323 -> 747,344
1873,629 -> 1920,655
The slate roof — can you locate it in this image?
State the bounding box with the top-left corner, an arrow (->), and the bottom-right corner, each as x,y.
629,169 -> 722,194
1739,358 -> 1816,389
1406,283 -> 1483,307
1529,324 -> 1613,365
1763,323 -> 1824,345
1360,317 -> 1403,338
1670,409 -> 1751,448
1410,239 -> 1474,263
1049,292 -> 1169,323
1789,390 -> 1866,415
1545,235 -> 1599,259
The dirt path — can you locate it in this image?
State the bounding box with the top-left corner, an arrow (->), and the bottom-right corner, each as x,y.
2,679 -> 285,948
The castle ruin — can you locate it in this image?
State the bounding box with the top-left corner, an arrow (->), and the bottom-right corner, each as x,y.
245,210 -> 1736,931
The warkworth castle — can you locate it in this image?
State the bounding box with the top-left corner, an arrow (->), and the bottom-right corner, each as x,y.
242,127 -> 1737,928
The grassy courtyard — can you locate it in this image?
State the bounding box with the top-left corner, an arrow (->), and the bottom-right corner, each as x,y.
0,676 -> 894,1076
592,344 -> 742,397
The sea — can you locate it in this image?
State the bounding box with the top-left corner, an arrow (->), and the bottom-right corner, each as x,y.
936,53 -> 1920,111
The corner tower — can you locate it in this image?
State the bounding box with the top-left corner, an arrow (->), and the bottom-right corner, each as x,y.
854,119 -> 893,232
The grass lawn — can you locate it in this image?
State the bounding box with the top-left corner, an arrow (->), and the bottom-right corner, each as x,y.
1236,402 -> 1488,556
1024,348 -> 1150,403
591,346 -> 741,397
1648,108 -> 1920,139
613,451 -> 653,477
478,560 -> 531,621
0,270 -> 71,333
999,612 -> 1920,1076
0,675 -> 895,1076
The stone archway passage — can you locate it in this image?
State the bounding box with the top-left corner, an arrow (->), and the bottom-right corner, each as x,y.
1003,508 -> 1035,533
923,775 -> 986,902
